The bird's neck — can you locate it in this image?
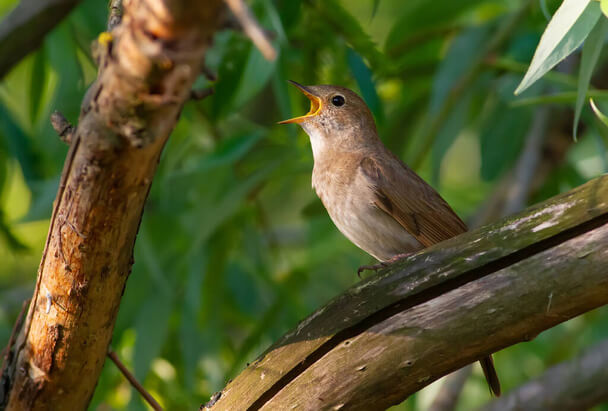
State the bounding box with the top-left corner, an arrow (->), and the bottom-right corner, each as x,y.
303,124 -> 380,163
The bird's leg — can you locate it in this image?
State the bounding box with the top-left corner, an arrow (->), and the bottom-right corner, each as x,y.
357,252 -> 414,277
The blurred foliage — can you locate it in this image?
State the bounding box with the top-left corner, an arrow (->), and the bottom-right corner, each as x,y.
0,0 -> 608,410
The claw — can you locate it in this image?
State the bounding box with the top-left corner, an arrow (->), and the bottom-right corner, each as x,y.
356,252 -> 415,278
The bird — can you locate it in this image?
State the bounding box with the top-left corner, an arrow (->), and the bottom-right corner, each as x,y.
278,80 -> 501,397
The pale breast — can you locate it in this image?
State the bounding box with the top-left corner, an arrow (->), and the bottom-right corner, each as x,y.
313,161 -> 423,262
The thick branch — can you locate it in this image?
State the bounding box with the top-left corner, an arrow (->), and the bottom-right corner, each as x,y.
206,175 -> 608,410
0,0 -> 81,79
1,0 -> 223,409
480,339 -> 608,411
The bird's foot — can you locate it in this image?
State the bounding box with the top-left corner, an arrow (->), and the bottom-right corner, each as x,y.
357,252 -> 415,278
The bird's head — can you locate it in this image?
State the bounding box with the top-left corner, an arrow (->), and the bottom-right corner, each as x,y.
278,81 -> 377,158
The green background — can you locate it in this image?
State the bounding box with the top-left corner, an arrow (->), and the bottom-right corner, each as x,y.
0,0 -> 607,409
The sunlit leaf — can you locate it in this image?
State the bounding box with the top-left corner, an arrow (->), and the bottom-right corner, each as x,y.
0,209 -> 28,251
574,18 -> 608,140
601,0 -> 608,18
515,0 -> 601,95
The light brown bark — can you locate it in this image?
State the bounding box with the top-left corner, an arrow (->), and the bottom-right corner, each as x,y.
1,0 -> 223,409
206,175 -> 608,411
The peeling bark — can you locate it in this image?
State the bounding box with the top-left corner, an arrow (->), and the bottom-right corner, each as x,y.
1,0 -> 223,409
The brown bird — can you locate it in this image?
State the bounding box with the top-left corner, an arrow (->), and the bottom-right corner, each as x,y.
278,81 -> 501,397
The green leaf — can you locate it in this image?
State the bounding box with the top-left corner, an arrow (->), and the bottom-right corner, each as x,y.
371,0 -> 380,19
515,0 -> 601,95
480,77 -> 533,180
0,102 -> 42,184
591,98 -> 608,128
133,290 -> 173,382
574,17 -> 608,140
512,90 -> 608,107
430,25 -> 489,114
169,131 -> 263,178
0,209 -> 28,251
601,0 -> 608,18
29,47 -> 47,124
346,48 -> 383,122
385,0 -> 484,54
431,90 -> 472,185
314,0 -> 384,68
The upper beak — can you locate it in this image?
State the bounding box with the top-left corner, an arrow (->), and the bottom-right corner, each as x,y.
277,80 -> 322,124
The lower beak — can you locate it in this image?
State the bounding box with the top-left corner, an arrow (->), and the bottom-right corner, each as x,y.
278,80 -> 322,124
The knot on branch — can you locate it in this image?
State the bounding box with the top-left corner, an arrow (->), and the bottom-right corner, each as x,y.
51,111 -> 75,145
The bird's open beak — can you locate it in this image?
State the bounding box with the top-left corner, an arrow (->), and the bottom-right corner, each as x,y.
277,80 -> 322,124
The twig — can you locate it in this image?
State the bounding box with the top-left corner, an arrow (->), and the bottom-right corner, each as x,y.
479,339 -> 608,411
0,299 -> 30,380
224,0 -> 277,61
107,350 -> 163,411
107,0 -> 123,31
190,87 -> 214,100
408,0 -> 533,169
202,66 -> 218,82
50,111 -> 75,144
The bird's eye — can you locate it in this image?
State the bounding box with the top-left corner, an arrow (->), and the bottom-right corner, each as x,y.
331,95 -> 345,107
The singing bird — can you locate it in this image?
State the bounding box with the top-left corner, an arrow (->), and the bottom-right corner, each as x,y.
278,81 -> 500,397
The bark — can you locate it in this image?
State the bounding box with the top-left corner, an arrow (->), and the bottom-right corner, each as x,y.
480,339 -> 608,411
0,0 -> 82,79
205,175 -> 608,411
0,0 -> 223,409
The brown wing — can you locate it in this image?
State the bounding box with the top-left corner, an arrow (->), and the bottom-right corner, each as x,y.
359,154 -> 467,247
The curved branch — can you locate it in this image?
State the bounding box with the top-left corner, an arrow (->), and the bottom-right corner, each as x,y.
206,175 -> 608,410
0,0 -> 82,79
0,0 -> 223,409
480,339 -> 608,411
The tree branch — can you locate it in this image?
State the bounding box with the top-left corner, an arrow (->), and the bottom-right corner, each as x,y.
0,0 -> 223,409
480,339 -> 608,411
205,175 -> 608,410
0,0 -> 82,79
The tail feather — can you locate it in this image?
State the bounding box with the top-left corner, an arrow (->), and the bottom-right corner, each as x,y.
479,355 -> 501,397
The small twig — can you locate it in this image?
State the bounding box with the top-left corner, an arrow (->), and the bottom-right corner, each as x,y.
107,349 -> 163,411
107,0 -> 123,31
224,0 -> 277,61
0,299 -> 30,379
190,87 -> 214,100
479,339 -> 608,411
50,111 -> 75,145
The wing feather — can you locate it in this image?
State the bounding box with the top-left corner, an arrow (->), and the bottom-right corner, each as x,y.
359,154 -> 467,247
